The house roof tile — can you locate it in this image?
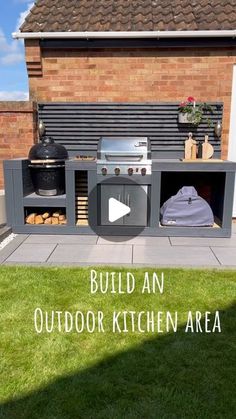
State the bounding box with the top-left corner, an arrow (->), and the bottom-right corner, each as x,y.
20,0 -> 236,33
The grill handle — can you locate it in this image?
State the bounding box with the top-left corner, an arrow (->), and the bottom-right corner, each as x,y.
126,194 -> 130,215
105,154 -> 143,161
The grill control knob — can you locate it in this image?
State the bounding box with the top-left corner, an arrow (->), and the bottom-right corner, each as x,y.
101,167 -> 107,175
128,167 -> 133,176
141,167 -> 147,176
114,167 -> 120,175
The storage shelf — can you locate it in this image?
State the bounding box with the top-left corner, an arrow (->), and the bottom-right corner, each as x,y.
23,192 -> 66,207
13,224 -> 231,237
14,224 -> 93,234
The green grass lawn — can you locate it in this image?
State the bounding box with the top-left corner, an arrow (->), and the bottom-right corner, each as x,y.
0,266 -> 236,419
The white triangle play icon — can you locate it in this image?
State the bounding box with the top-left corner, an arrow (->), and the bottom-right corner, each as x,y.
109,197 -> 131,223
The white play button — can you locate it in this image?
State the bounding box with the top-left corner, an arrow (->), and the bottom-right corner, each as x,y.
109,197 -> 131,223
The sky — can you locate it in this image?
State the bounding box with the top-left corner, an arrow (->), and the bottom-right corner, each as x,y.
0,0 -> 34,100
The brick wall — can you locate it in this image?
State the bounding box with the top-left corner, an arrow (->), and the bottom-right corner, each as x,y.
0,101 -> 36,188
26,40 -> 236,159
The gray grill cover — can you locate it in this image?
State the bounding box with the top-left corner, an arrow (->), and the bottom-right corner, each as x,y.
160,186 -> 214,227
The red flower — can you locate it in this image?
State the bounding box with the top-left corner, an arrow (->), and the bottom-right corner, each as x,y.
179,101 -> 187,107
187,96 -> 195,103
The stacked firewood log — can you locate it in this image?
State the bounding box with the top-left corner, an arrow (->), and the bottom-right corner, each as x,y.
25,210 -> 67,225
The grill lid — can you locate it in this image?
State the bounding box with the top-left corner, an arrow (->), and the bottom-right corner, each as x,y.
28,136 -> 68,161
97,137 -> 151,161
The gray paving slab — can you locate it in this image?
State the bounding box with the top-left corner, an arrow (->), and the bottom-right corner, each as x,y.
48,244 -> 132,264
2,227 -> 236,267
97,236 -> 171,246
170,236 -> 236,247
6,243 -> 57,263
133,245 -> 219,267
24,234 -> 98,244
0,234 -> 28,264
211,247 -> 236,266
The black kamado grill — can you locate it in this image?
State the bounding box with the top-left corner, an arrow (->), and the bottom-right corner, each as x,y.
28,125 -> 68,196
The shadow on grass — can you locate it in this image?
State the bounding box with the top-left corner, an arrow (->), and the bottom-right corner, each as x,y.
1,304 -> 236,419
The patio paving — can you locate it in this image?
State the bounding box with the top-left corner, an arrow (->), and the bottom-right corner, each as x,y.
1,223 -> 236,268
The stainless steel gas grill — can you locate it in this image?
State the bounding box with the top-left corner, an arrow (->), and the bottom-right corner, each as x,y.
96,137 -> 152,227
97,137 -> 152,176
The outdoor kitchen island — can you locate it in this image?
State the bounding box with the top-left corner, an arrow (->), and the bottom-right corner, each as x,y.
4,157 -> 236,238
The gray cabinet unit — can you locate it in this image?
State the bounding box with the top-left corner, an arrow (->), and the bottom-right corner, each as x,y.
100,184 -> 148,226
3,158 -> 236,237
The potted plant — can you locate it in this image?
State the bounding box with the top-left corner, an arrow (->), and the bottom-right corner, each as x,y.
178,96 -> 213,126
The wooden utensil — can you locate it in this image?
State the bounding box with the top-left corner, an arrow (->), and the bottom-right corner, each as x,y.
202,135 -> 214,159
184,132 -> 193,160
191,140 -> 197,160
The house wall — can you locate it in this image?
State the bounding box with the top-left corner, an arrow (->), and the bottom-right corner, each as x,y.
0,101 -> 36,188
26,41 -> 236,160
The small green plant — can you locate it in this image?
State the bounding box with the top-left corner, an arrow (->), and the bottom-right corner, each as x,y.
179,96 -> 213,126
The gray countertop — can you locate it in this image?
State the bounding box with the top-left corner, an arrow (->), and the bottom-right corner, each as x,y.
4,158 -> 236,173
152,159 -> 236,171
65,158 -> 236,172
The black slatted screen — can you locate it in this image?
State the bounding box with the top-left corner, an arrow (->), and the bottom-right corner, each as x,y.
38,102 -> 223,158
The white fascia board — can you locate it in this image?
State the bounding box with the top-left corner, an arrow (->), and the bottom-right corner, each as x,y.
12,30 -> 236,40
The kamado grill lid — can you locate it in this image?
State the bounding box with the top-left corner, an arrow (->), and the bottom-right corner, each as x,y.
28,136 -> 68,162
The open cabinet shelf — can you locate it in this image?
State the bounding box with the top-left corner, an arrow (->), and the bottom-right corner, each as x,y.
159,171 -> 225,229
23,193 -> 67,207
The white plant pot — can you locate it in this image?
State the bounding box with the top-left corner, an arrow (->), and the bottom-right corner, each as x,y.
0,190 -> 6,225
178,112 -> 191,124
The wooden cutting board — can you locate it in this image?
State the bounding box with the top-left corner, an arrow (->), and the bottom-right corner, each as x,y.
202,135 -> 214,159
184,132 -> 193,160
